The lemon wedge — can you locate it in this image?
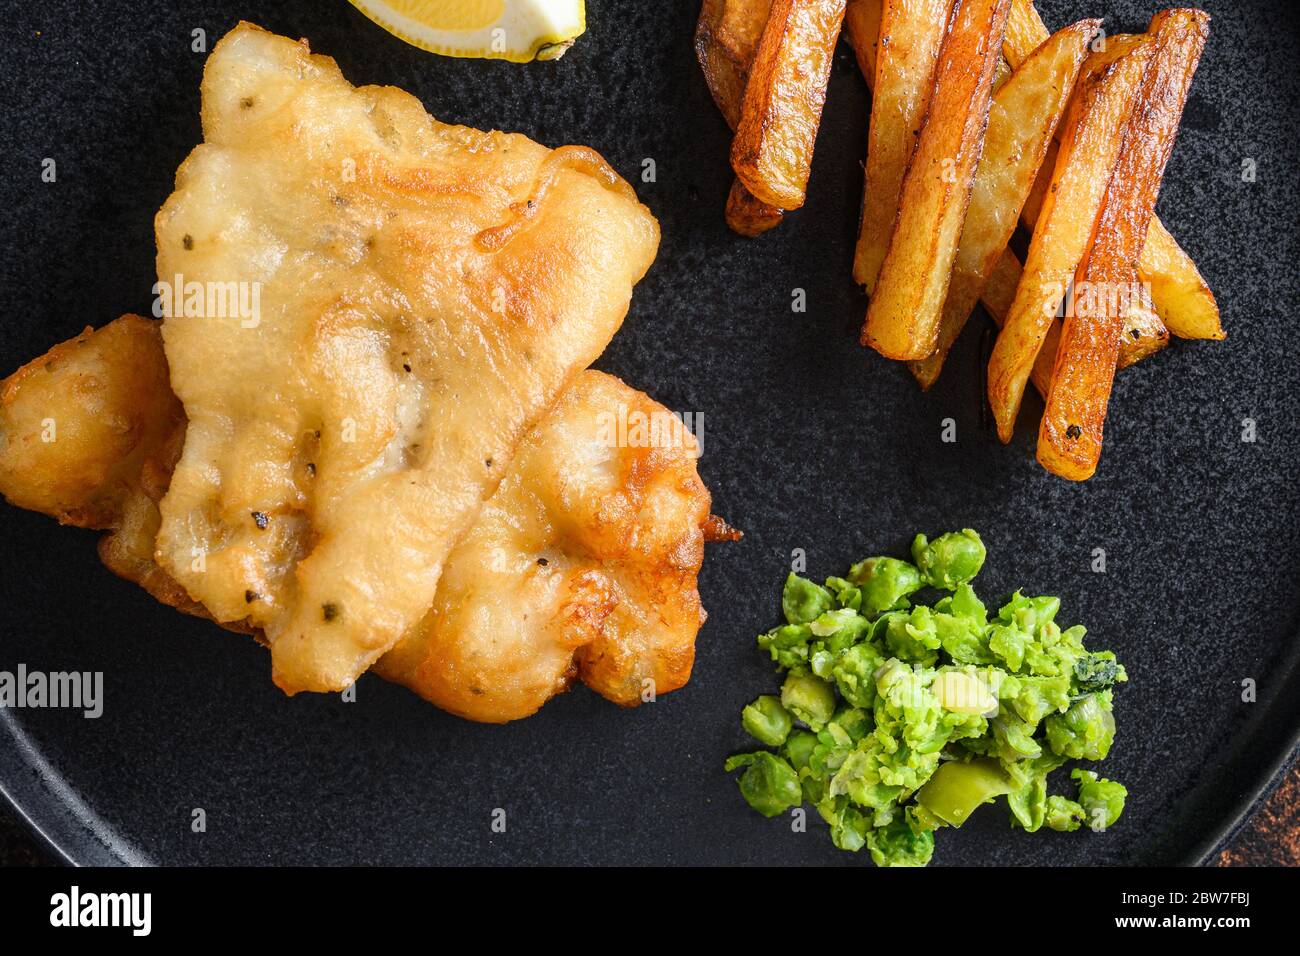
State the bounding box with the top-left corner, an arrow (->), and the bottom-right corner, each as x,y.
348,0 -> 586,62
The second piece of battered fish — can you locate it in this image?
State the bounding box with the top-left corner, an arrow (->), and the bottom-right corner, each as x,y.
155,23 -> 660,694
0,316 -> 720,722
376,372 -> 711,721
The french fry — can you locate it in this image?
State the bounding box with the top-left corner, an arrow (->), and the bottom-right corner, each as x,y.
910,18 -> 1096,389
1022,130 -> 1170,370
696,0 -> 750,130
861,0 -> 1013,360
1002,0 -> 1053,69
842,0 -> 883,81
1117,285 -> 1168,368
716,0 -> 777,65
1039,9 -> 1209,480
850,0 -> 1155,382
980,248 -> 1019,322
986,36 -> 1154,442
982,250 -> 1062,401
1139,217 -> 1223,339
848,0 -> 1036,369
1005,0 -> 1222,340
726,177 -> 785,235
696,0 -> 787,234
982,251 -> 1161,398
851,0 -> 954,291
731,0 -> 847,210
1018,32 -> 1148,223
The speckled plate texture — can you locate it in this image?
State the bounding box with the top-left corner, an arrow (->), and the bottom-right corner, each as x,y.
0,0 -> 1297,866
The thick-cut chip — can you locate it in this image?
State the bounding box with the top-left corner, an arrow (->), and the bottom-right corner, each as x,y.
154,23 -> 660,694
0,319 -> 719,722
696,0 -> 785,235
986,36 -> 1154,442
1004,0 -> 1222,340
1022,126 -> 1173,380
842,0 -> 883,81
1138,214 -> 1223,339
1039,10 -> 1209,480
716,0 -> 778,70
848,0 -> 1027,362
980,248 -> 1019,324
376,371 -> 712,722
1116,285 -> 1168,368
730,0 -> 847,210
725,177 -> 785,235
910,17 -> 1096,389
697,0 -> 760,130
850,0 -> 954,291
1021,126 -> 1171,370
862,0 -> 1013,360
982,251 -> 1062,400
982,249 -> 1162,395
850,0 -> 1142,382
847,0 -> 1011,98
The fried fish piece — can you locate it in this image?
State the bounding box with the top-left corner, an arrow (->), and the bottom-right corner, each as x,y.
0,316 -> 207,619
375,371 -> 712,722
0,317 -> 719,722
0,316 -> 177,529
154,23 -> 660,694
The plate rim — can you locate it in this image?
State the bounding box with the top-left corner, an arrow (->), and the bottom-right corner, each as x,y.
2,705 -> 1296,866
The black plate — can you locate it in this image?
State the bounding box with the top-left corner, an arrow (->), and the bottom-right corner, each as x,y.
1,0 -> 1298,866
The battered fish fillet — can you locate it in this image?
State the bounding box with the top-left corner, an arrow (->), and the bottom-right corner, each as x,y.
154,23 -> 660,693
0,317 -> 718,722
375,371 -> 711,721
0,316 -> 204,618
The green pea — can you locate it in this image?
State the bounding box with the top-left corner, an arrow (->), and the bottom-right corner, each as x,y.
723,752 -> 802,818
780,670 -> 837,729
914,759 -> 1011,827
741,694 -> 793,747
782,729 -> 818,772
1073,769 -> 1127,830
848,556 -> 923,616
1045,692 -> 1116,760
912,529 -> 986,590
781,573 -> 833,625
865,818 -> 934,867
1044,795 -> 1086,832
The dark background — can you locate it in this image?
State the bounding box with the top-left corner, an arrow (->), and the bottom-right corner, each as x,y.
4,768 -> 1298,863
1,0 -> 1298,865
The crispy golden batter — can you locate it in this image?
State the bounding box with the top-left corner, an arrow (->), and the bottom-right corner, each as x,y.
0,317 -> 714,721
0,316 -> 179,530
0,316 -> 208,618
154,23 -> 660,694
376,371 -> 712,722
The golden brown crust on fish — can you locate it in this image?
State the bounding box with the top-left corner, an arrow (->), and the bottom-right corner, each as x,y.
153,23 -> 660,694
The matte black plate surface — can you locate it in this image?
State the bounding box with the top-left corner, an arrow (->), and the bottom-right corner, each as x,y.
1,0 -> 1298,866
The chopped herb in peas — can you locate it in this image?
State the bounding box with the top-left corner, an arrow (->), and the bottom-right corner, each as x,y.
725,530 -> 1127,866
